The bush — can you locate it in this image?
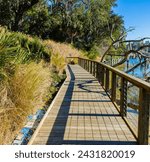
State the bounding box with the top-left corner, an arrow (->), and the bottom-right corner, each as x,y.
0,27 -> 50,65
85,47 -> 99,60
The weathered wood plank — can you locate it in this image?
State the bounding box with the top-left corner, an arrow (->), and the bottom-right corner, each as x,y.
29,65 -> 137,145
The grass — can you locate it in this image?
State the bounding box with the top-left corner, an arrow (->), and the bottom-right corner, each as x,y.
44,40 -> 85,73
44,40 -> 84,58
51,53 -> 66,75
0,27 -> 83,144
0,27 -> 52,144
0,62 -> 51,144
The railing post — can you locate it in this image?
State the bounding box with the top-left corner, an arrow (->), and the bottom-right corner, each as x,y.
79,58 -> 81,66
81,59 -> 83,68
77,57 -> 79,65
90,61 -> 92,74
88,60 -> 90,72
105,69 -> 110,92
111,72 -> 117,102
100,66 -> 104,86
138,88 -> 150,145
120,77 -> 127,116
83,59 -> 85,69
78,58 -> 81,66
95,63 -> 98,79
86,60 -> 88,71
94,62 -> 97,78
99,65 -> 102,83
92,61 -> 93,74
84,59 -> 86,69
93,62 -> 95,77
97,64 -> 101,82
82,59 -> 84,68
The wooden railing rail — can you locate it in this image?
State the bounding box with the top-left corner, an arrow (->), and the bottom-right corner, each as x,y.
66,57 -> 150,145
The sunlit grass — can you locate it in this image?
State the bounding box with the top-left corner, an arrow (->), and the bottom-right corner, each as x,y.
0,62 -> 51,144
44,40 -> 84,58
0,27 -> 84,144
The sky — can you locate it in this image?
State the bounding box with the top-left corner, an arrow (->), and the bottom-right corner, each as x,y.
113,0 -> 150,40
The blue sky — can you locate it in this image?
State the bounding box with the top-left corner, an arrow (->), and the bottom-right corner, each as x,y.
113,0 -> 150,39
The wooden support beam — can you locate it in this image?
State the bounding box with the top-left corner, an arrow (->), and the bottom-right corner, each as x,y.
90,61 -> 92,74
105,69 -> 110,91
101,66 -> 105,87
138,88 -> 150,145
111,72 -> 117,102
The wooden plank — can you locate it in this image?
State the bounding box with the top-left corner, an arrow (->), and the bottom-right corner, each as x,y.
29,65 -> 137,145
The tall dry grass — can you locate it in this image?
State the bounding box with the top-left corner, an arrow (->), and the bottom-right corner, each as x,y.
44,40 -> 85,74
44,40 -> 84,58
0,27 -> 85,144
0,62 -> 51,144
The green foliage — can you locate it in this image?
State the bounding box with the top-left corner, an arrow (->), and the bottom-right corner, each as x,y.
0,0 -> 124,56
16,34 -> 50,62
85,46 -> 99,60
0,0 -> 40,31
0,26 -> 71,144
0,27 -> 50,85
46,0 -> 123,53
0,27 -> 50,61
21,1 -> 51,38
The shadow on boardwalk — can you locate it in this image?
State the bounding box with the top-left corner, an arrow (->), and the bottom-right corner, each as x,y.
46,65 -> 75,144
46,65 -> 137,145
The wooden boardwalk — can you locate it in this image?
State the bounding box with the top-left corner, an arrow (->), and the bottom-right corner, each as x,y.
29,65 -> 137,145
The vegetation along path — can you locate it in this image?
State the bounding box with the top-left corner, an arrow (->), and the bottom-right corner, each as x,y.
29,64 -> 137,145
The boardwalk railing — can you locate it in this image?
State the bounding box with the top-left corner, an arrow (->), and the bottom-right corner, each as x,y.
67,57 -> 150,145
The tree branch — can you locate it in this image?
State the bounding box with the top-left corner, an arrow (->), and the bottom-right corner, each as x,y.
112,47 -> 150,67
12,0 -> 40,31
120,37 -> 150,43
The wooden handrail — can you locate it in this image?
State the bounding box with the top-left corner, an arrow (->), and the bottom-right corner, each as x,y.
67,57 -> 150,91
66,56 -> 150,145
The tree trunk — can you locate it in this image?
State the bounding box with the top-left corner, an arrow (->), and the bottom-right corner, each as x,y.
11,0 -> 39,31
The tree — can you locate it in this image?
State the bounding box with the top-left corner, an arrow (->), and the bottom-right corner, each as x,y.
100,14 -> 125,62
0,0 -> 124,56
113,37 -> 150,67
47,0 -> 121,51
21,1 -> 51,38
100,25 -> 150,67
0,0 -> 40,31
